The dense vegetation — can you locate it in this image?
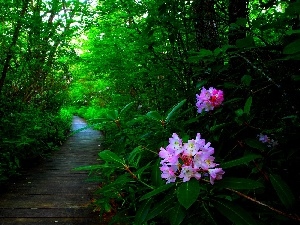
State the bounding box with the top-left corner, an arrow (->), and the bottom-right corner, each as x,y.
0,0 -> 91,181
1,0 -> 300,224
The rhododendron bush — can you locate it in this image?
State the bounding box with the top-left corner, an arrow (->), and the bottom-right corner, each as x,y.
74,78 -> 300,225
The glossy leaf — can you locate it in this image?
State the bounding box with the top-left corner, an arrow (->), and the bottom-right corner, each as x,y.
243,96 -> 252,115
235,108 -> 244,117
202,203 -> 218,225
283,39 -> 300,54
270,173 -> 295,209
210,123 -> 227,132
146,111 -> 163,121
236,36 -> 255,48
177,179 -> 200,209
140,183 -> 174,201
119,101 -> 135,117
214,177 -> 264,190
105,109 -> 119,121
165,99 -> 186,123
128,146 -> 142,168
245,138 -> 266,151
73,164 -> 105,171
98,150 -> 125,166
241,75 -> 252,86
134,198 -> 153,225
198,49 -> 213,58
213,199 -> 257,225
222,154 -> 262,169
168,204 -> 186,225
146,194 -> 175,221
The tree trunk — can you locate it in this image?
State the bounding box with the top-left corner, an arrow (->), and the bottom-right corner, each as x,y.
192,0 -> 219,50
0,0 -> 30,94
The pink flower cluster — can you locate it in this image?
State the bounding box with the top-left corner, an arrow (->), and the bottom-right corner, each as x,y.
196,87 -> 224,113
258,134 -> 278,148
159,133 -> 225,184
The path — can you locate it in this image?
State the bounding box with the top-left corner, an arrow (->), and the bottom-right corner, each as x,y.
0,116 -> 101,225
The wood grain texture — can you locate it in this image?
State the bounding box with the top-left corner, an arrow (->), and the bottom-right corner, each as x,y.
0,116 -> 102,224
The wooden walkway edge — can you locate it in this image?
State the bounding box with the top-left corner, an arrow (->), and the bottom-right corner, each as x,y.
0,116 -> 101,225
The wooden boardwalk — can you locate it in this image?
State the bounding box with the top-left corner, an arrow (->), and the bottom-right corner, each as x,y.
0,116 -> 101,225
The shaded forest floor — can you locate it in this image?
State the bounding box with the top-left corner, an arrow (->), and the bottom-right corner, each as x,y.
0,116 -> 101,225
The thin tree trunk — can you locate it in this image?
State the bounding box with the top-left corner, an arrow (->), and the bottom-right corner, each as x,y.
0,0 -> 30,94
192,0 -> 219,50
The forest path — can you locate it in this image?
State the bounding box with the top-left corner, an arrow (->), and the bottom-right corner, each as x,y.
0,116 -> 101,225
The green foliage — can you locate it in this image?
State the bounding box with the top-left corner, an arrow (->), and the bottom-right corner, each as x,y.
269,173 -> 296,209
0,0 -> 91,181
213,199 -> 257,225
0,102 -> 72,181
176,179 -> 200,210
8,0 -> 300,223
69,0 -> 300,224
221,154 -> 262,169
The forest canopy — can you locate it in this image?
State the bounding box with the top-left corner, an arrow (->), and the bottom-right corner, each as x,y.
1,0 -> 300,224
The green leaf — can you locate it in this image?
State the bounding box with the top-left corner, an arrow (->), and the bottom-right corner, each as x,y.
223,98 -> 243,105
222,154 -> 262,169
146,194 -> 175,221
269,174 -> 295,209
214,177 -> 264,190
245,138 -> 266,151
198,49 -> 213,57
241,75 -> 252,86
146,111 -> 163,121
151,159 -> 165,187
196,80 -> 208,90
105,109 -> 119,121
95,174 -> 131,196
213,199 -> 257,225
177,179 -> 200,209
223,82 -> 238,89
134,198 -> 153,225
140,183 -> 174,201
202,203 -> 218,225
136,161 -> 152,180
98,150 -> 125,166
168,204 -> 186,225
236,36 -> 255,48
210,123 -> 227,132
128,146 -> 142,168
119,102 -> 135,117
243,96 -> 252,115
165,99 -> 186,123
235,108 -> 244,117
73,164 -> 104,171
283,39 -> 300,54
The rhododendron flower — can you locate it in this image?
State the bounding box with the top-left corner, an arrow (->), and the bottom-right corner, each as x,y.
160,164 -> 178,183
208,168 -> 225,185
179,165 -> 201,182
258,133 -> 278,148
196,87 -> 224,113
159,133 -> 224,184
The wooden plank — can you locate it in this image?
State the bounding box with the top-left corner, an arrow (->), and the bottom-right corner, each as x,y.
0,116 -> 102,224
0,217 -> 100,225
0,208 -> 95,217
